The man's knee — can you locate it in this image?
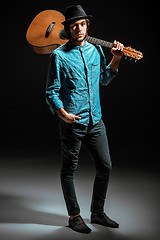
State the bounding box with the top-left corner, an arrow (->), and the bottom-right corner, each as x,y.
61,160 -> 78,178
96,156 -> 112,177
103,159 -> 112,175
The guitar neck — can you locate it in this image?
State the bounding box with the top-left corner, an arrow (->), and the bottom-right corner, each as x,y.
86,36 -> 114,49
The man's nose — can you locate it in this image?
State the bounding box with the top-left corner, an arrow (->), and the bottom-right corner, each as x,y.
77,24 -> 82,31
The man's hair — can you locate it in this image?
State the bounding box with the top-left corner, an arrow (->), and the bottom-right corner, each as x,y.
64,19 -> 90,39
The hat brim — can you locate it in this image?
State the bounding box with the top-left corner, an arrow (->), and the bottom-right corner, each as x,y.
62,15 -> 92,25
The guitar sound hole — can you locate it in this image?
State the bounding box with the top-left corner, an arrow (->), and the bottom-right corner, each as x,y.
45,22 -> 55,38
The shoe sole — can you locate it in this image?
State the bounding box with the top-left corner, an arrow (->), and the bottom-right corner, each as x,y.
69,224 -> 92,234
91,220 -> 119,228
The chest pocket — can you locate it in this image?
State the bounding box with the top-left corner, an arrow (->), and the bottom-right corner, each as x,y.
91,63 -> 100,79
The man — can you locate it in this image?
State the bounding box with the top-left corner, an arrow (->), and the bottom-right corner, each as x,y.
46,5 -> 124,234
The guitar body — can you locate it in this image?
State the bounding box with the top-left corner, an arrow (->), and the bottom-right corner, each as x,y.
26,10 -> 68,54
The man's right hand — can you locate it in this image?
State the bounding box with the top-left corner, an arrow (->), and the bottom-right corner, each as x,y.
57,108 -> 81,124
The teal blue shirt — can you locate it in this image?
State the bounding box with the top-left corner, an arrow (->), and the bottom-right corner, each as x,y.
46,41 -> 117,126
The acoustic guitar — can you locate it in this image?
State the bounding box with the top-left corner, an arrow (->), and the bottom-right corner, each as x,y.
26,10 -> 143,61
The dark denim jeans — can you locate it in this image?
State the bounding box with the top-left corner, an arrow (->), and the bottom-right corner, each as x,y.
59,118 -> 112,216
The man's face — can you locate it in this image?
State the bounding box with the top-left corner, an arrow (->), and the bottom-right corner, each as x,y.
69,19 -> 87,43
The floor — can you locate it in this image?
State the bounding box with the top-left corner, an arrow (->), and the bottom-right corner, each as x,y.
0,153 -> 159,240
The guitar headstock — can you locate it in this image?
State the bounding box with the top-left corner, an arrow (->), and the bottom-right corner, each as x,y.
123,46 -> 143,61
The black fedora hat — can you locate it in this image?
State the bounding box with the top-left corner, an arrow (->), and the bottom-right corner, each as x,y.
62,5 -> 92,25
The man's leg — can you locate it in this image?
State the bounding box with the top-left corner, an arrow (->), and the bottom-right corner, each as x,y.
59,120 -> 82,216
84,119 -> 112,214
84,119 -> 119,228
59,120 -> 92,233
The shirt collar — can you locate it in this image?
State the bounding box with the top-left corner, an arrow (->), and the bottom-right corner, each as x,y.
67,40 -> 88,50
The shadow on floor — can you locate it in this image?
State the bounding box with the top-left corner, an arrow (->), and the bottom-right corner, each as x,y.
0,193 -> 68,226
0,193 -> 136,240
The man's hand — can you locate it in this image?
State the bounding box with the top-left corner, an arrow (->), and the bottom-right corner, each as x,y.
110,40 -> 124,72
57,108 -> 81,124
111,40 -> 124,59
62,113 -> 81,124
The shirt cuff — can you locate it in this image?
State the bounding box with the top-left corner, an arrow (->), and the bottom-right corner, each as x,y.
107,63 -> 118,75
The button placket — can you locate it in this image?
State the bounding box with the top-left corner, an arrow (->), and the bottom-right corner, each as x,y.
79,48 -> 93,117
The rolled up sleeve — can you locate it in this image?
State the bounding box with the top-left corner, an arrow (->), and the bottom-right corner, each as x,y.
101,63 -> 118,86
96,45 -> 118,86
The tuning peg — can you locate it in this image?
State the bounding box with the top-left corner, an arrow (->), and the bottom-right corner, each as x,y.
134,59 -> 137,63
125,56 -> 128,60
130,58 -> 132,61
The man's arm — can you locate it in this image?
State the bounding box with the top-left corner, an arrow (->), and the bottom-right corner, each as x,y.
110,40 -> 124,72
47,53 -> 81,124
46,53 -> 64,114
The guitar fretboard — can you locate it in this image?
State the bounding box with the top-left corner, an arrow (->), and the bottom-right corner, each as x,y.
86,36 -> 114,49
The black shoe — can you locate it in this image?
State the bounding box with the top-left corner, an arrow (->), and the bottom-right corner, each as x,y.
69,216 -> 92,234
91,213 -> 119,228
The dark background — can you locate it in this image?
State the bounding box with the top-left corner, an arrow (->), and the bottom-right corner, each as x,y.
1,0 -> 159,168
0,1 -> 159,240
